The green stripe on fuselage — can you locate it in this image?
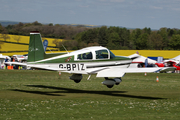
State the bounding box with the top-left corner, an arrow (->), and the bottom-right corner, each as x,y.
30,55 -> 131,64
44,53 -> 66,59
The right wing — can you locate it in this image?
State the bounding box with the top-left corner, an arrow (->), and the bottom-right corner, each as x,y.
96,67 -> 176,77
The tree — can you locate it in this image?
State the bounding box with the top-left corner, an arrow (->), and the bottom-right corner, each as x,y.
0,29 -> 10,41
0,24 -> 3,33
142,27 -> 151,35
107,32 -> 121,49
148,31 -> 163,50
82,29 -> 97,44
98,26 -> 108,46
130,28 -> 142,49
13,35 -> 21,43
58,40 -> 80,50
118,28 -> 130,47
52,39 -> 60,48
136,33 -> 149,49
49,23 -> 53,26
167,28 -> 176,36
158,28 -> 169,49
32,21 -> 42,26
169,34 -> 180,50
87,42 -> 99,47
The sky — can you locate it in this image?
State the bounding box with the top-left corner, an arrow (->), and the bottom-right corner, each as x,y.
0,0 -> 180,29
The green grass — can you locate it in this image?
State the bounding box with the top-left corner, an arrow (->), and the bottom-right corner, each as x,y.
0,70 -> 180,120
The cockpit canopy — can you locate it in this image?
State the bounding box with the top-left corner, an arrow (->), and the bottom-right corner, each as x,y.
73,46 -> 115,61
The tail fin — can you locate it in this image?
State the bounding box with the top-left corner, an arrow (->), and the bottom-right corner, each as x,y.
27,31 -> 45,62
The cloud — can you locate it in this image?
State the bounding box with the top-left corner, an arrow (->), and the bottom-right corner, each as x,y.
150,6 -> 163,10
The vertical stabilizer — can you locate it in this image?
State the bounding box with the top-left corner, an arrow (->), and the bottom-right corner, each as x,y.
27,31 -> 45,62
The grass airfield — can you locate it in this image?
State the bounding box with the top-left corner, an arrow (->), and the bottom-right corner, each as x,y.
0,70 -> 180,120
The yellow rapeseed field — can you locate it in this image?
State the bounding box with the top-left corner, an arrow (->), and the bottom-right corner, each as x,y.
1,43 -> 28,51
6,34 -> 63,46
0,34 -> 180,58
0,34 -> 63,56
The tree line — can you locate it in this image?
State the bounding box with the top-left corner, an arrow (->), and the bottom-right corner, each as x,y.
0,21 -> 180,50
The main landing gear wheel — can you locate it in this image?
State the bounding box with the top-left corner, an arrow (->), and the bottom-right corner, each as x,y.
74,80 -> 81,83
115,82 -> 120,85
106,85 -> 114,88
103,77 -> 122,88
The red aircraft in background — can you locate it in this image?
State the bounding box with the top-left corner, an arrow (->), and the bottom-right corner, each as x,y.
155,60 -> 180,71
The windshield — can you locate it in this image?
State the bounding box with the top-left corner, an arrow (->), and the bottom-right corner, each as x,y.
109,49 -> 115,59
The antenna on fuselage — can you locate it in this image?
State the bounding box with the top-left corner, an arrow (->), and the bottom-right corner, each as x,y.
62,44 -> 69,54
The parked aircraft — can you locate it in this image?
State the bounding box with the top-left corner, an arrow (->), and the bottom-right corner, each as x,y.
155,60 -> 180,71
128,53 -> 157,68
5,31 -> 176,88
128,54 -> 178,72
155,55 -> 180,71
0,54 -> 10,68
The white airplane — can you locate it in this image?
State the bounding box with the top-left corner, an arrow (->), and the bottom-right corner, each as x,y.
0,54 -> 11,69
6,31 -> 176,88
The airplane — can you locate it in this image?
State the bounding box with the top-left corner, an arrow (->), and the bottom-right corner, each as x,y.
128,54 -> 177,73
0,54 -> 11,69
128,53 -> 157,68
153,55 -> 180,72
155,60 -> 180,71
5,31 -> 177,88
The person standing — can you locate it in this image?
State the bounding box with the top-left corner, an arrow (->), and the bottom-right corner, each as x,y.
4,57 -> 9,69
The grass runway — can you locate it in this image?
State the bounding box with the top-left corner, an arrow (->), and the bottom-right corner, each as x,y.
0,70 -> 180,120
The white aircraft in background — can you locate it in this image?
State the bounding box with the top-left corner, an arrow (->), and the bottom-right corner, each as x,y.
5,31 -> 176,88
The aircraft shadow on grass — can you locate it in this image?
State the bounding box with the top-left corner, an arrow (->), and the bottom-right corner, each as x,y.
10,85 -> 165,100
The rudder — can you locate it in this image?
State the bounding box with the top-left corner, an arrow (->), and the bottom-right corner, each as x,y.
27,31 -> 45,62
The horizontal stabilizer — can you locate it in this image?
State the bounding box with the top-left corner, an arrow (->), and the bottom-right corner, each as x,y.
27,64 -> 66,71
5,62 -> 27,66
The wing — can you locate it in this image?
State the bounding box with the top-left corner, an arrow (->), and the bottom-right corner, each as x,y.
96,67 -> 176,77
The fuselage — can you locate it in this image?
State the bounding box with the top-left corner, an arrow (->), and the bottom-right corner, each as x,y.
27,46 -> 132,74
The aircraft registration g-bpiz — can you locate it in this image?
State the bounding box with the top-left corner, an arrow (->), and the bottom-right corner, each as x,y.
7,31 -> 176,88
